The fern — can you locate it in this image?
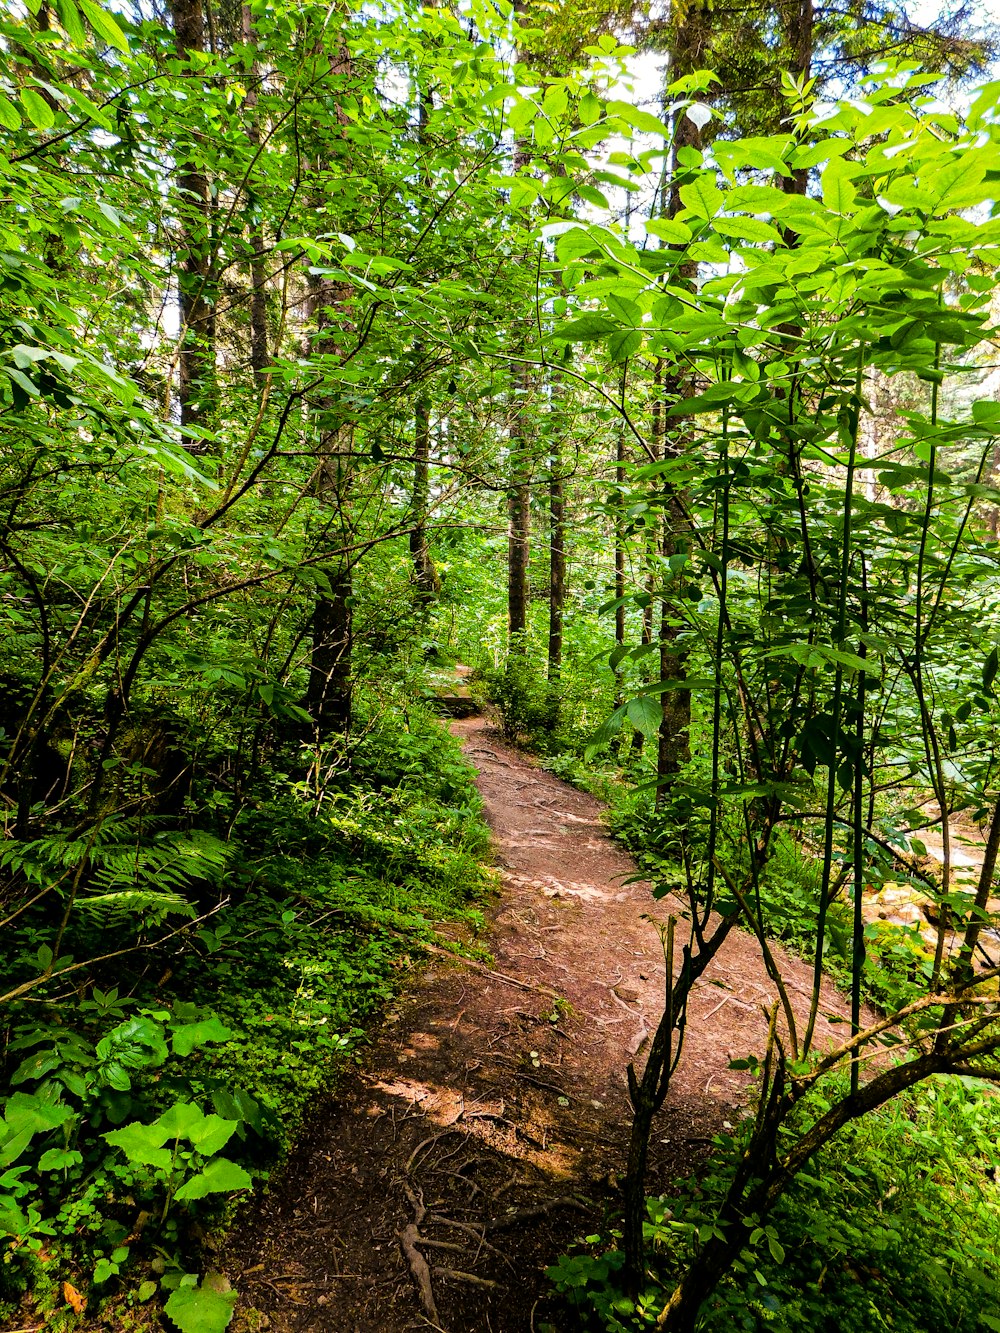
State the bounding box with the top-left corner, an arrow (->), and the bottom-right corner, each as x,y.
3,827 -> 228,930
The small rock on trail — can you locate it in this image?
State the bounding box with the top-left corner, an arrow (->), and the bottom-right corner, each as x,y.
228,718 -> 852,1332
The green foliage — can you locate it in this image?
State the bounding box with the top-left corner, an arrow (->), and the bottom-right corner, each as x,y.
164,1275 -> 238,1333
477,644 -> 558,743
0,709 -> 492,1320
550,1077 -> 1000,1332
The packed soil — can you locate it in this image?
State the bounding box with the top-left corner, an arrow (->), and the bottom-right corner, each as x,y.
227,717 -> 857,1333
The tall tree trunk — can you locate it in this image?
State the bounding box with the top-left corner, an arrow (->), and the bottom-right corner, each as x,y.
614,416 -> 627,705
303,27 -> 356,739
548,446 -> 565,678
652,3 -> 709,804
168,0 -> 216,432
410,392 -> 440,606
241,4 -> 269,384
781,0 -> 813,195
409,65 -> 439,609
507,360 -> 532,645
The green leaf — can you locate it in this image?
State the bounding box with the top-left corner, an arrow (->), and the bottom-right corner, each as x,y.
0,1197 -> 30,1238
542,83 -> 568,119
56,0 -> 87,43
645,217 -> 692,245
984,647 -> 998,692
821,159 -> 857,214
609,329 -> 642,363
553,314 -> 619,342
0,95 -> 22,130
11,345 -> 50,370
626,695 -> 662,737
19,88 -> 55,130
174,1157 -> 252,1201
10,1051 -> 61,1085
605,293 -> 640,324
78,0 -> 129,52
37,1147 -> 83,1171
171,1018 -> 233,1057
578,91 -> 601,126
713,216 -> 782,244
164,1278 -> 237,1333
606,100 -> 669,137
0,1092 -> 73,1168
679,176 -> 723,220
103,1121 -> 173,1171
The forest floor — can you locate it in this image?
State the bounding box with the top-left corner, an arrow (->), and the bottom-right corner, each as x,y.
227,716 -> 859,1333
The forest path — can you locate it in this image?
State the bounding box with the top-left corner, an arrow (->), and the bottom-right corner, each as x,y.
229,718 -> 851,1333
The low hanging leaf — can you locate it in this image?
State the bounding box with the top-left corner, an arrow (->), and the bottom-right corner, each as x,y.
19,88 -> 55,130
78,0 -> 129,52
626,694 -> 662,738
553,314 -> 620,342
56,0 -> 87,43
984,646 -> 998,693
0,95 -> 21,130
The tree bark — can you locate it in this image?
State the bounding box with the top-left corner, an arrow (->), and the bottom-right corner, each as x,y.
303,26 -> 356,739
614,413 -> 627,705
168,0 -> 216,432
409,67 -> 440,609
507,360 -> 532,644
241,4 -> 269,384
547,447 -> 565,679
410,393 -> 440,606
652,6 -> 710,803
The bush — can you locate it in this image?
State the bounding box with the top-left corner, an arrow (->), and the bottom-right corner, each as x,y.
479,645 -> 556,742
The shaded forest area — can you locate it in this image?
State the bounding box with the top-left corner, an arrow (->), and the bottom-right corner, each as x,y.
5,0 -> 1000,1327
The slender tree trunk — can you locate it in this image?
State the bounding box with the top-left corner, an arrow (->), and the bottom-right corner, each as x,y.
781,0 -> 813,197
614,414 -> 627,705
548,448 -> 565,678
241,5 -> 269,384
508,359 -> 532,644
652,6 -> 710,803
168,0 -> 216,432
409,68 -> 439,609
303,28 -> 356,739
410,392 -> 440,606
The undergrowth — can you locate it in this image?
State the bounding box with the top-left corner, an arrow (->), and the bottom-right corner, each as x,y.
0,705 -> 492,1328
549,1074 -> 1000,1332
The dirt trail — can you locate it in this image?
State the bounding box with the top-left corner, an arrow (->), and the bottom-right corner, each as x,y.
229,718 -> 853,1333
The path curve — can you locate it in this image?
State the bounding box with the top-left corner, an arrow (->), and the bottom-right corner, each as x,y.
229,718 -> 851,1332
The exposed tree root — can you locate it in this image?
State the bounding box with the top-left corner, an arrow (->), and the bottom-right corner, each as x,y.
488,1195 -> 591,1231
400,1222 -> 441,1326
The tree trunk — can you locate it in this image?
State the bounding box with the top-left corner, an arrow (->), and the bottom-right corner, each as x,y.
303,27 -> 356,739
409,70 -> 440,610
410,393 -> 440,606
614,413 -> 627,706
241,4 -> 269,384
547,448 -> 565,679
168,0 -> 216,432
508,360 -> 532,644
652,7 -> 709,803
